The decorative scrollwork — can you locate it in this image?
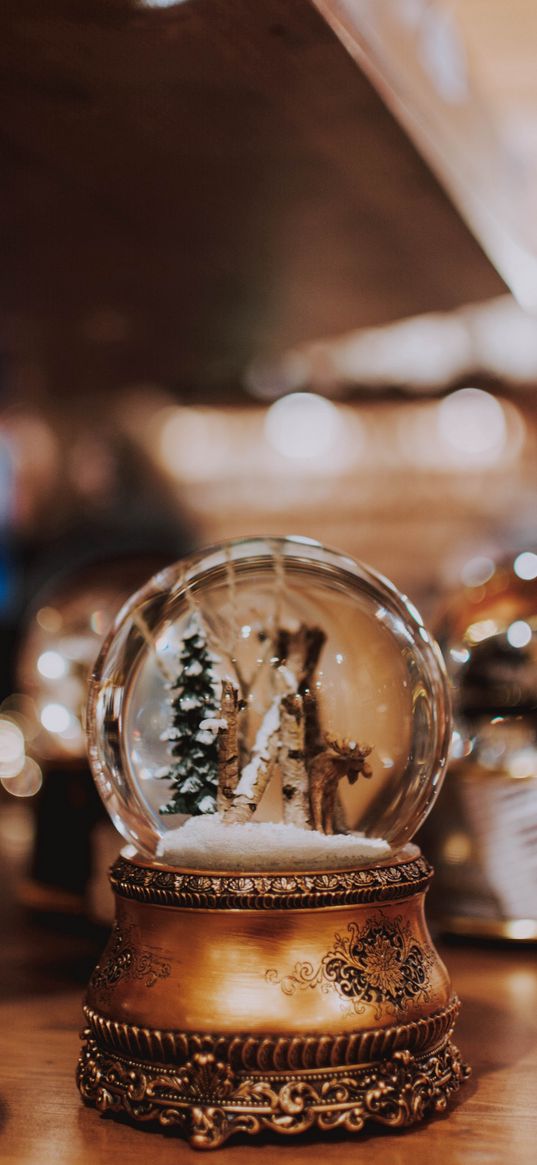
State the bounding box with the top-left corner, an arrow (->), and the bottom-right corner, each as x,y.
77,1034 -> 469,1150
83,998 -> 460,1071
90,924 -> 171,994
109,851 -> 432,910
176,1054 -> 237,1103
266,913 -> 434,1019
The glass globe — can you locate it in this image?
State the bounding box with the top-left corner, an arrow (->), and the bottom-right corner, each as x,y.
15,556 -> 171,763
438,552 -> 537,776
88,536 -> 450,867
423,552 -> 537,934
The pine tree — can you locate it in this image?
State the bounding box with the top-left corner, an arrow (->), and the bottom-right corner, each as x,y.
159,617 -> 221,816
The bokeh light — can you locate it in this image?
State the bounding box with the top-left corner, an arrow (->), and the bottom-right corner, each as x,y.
40,703 -> 71,735
461,556 -> 495,588
37,651 -> 67,680
437,388 -> 507,460
506,620 -> 532,649
514,551 -> 537,581
1,757 -> 42,798
0,718 -> 26,778
264,393 -> 343,459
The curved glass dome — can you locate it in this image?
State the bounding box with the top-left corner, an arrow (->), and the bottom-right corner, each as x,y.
438,551 -> 537,778
88,537 -> 450,864
16,556 -> 169,764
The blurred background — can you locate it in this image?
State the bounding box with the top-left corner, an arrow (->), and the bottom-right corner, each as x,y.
1,0 -> 537,936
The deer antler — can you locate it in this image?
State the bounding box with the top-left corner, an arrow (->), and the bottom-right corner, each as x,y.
323,734 -> 372,761
309,735 -> 374,833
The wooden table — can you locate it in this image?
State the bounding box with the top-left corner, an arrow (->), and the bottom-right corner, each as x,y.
1,909 -> 536,1165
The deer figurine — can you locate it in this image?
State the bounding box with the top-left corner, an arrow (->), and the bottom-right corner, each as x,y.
308,735 -> 373,834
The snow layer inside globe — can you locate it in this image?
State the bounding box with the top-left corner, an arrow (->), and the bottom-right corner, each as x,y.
122,555 -> 436,870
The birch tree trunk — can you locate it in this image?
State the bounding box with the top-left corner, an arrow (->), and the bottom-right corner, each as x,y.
217,680 -> 240,814
224,697 -> 280,823
277,625 -> 325,770
280,693 -> 311,827
276,625 -> 325,689
225,625 -> 326,826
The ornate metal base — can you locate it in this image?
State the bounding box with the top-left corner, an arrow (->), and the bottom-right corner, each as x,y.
77,848 -> 470,1149
78,1022 -> 467,1149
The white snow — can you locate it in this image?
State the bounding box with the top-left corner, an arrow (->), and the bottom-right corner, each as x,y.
235,697 -> 281,798
180,776 -> 201,793
199,717 -> 228,734
185,661 -> 203,676
180,695 -> 204,711
196,729 -> 215,745
197,795 -> 217,814
157,816 -> 392,871
277,665 -> 298,693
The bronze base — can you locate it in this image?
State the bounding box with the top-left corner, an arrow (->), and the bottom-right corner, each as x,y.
78,1019 -> 467,1149
77,847 -> 469,1149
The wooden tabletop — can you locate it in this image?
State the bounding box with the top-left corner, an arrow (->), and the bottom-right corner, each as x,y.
1,906 -> 536,1165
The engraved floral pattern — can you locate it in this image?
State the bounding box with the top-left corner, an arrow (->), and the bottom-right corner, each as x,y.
90,924 -> 171,994
266,913 -> 434,1018
110,854 -> 432,910
361,935 -> 405,996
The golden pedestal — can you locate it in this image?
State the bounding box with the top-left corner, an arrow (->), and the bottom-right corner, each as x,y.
77,846 -> 469,1149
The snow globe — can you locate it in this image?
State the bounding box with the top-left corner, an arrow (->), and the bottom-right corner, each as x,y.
78,536 -> 468,1148
423,551 -> 537,940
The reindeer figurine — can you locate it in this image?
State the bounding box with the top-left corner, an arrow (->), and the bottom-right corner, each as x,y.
308,735 -> 373,835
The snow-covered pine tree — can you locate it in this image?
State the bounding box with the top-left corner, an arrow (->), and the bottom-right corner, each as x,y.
159,616 -> 221,816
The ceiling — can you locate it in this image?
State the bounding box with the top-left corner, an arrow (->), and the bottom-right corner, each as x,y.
0,0 -> 505,403
315,0 -> 537,311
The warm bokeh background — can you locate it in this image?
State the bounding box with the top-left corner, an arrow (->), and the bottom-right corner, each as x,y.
1,0 -> 537,897
1,5 -> 537,1163
0,0 -> 535,927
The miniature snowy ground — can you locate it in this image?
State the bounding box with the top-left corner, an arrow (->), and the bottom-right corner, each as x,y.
156,816 -> 391,871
